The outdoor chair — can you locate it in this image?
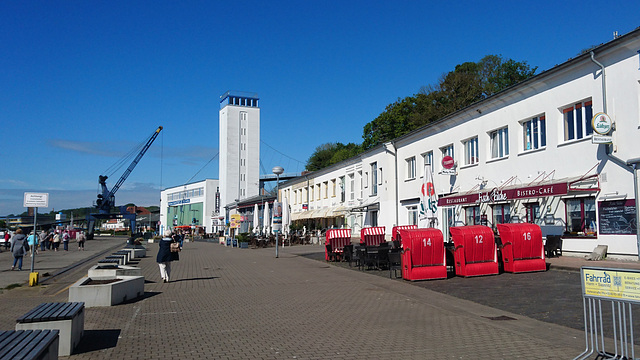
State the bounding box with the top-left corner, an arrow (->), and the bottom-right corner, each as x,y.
545,235 -> 563,258
355,246 -> 366,270
388,250 -> 402,278
376,242 -> 390,270
325,244 -> 336,262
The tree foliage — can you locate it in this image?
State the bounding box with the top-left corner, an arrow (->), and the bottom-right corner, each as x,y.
361,55 -> 537,150
305,54 -> 537,169
305,142 -> 362,171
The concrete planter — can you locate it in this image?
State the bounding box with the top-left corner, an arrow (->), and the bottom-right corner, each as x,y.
69,276 -> 144,307
123,245 -> 147,258
88,264 -> 142,278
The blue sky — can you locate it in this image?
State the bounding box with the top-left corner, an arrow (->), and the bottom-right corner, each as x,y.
1,1 -> 639,216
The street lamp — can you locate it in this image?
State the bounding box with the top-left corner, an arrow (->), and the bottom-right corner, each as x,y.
272,166 -> 284,258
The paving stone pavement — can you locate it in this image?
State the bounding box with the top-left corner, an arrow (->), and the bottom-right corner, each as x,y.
0,240 -> 609,359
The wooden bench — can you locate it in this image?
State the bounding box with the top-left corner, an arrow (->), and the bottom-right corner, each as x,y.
0,330 -> 59,360
16,302 -> 84,357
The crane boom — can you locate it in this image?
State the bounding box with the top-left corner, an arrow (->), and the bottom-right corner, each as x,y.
96,126 -> 163,213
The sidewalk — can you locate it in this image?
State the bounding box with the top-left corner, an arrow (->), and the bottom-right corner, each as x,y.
0,241 -> 615,359
0,236 -> 127,289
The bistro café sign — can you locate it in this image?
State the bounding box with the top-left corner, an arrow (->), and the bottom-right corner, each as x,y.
438,182 -> 568,206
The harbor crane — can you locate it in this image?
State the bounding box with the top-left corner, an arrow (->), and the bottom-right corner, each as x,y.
87,126 -> 163,239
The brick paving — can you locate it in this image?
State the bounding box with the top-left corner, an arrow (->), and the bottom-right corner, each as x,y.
0,240 -> 630,359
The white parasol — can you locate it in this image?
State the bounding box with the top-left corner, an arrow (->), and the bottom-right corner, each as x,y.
263,202 -> 270,235
419,162 -> 439,228
253,203 -> 260,235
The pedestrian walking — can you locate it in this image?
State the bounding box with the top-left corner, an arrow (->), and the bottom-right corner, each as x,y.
3,231 -> 10,250
52,232 -> 61,251
77,231 -> 86,251
43,230 -> 53,250
27,231 -> 38,257
10,229 -> 28,271
157,231 -> 179,283
39,230 -> 47,251
62,230 -> 70,251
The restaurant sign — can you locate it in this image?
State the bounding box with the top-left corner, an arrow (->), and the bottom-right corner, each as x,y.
591,112 -> 613,144
438,182 -> 568,206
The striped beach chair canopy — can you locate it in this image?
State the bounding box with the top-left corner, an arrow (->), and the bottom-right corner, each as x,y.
360,226 -> 386,246
391,225 -> 418,241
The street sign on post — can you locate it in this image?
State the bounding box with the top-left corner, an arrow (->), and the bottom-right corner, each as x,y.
23,192 -> 48,286
23,193 -> 49,208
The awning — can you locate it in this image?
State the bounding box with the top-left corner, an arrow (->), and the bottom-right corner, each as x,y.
350,202 -> 379,213
311,208 -> 333,219
291,211 -> 312,221
331,206 -> 350,217
438,175 -> 599,206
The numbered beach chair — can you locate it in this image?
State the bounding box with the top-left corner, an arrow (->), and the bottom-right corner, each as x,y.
450,225 -> 499,277
399,228 -> 447,281
497,223 -> 546,273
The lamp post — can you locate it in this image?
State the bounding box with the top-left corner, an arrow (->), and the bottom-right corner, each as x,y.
272,166 -> 284,258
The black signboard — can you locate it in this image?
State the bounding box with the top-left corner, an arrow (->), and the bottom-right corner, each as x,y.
598,199 -> 637,235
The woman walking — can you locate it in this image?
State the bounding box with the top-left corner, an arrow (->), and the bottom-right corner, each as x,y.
52,232 -> 61,251
27,231 -> 38,256
10,229 -> 28,271
157,231 -> 179,283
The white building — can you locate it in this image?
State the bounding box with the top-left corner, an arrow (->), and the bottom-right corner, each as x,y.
218,91 -> 261,224
160,179 -> 220,235
281,28 -> 640,257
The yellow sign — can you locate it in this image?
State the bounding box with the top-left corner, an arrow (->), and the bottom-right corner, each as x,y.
230,214 -> 242,229
582,267 -> 640,303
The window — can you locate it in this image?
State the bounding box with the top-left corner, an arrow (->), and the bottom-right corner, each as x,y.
339,176 -> 346,202
331,179 -> 336,197
566,198 -> 597,235
489,127 -> 509,159
463,137 -> 479,165
525,203 -> 540,224
492,204 -> 511,229
465,206 -> 481,225
522,116 -> 546,151
370,211 -> 378,227
323,182 -> 328,199
563,100 -> 593,141
406,157 -> 416,180
422,151 -> 433,175
349,173 -> 355,201
358,171 -> 363,199
407,205 -> 418,225
441,144 -> 454,158
371,162 -> 378,196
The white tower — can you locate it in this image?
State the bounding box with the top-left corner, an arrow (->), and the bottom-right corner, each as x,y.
219,91 -> 261,223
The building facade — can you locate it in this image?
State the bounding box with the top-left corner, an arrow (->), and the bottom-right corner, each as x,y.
160,179 -> 220,235
280,28 -> 640,257
218,91 -> 261,225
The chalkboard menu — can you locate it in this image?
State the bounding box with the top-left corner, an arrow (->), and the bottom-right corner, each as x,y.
598,199 -> 637,235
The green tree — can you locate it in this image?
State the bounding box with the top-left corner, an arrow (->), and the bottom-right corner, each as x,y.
305,142 -> 362,171
361,55 -> 537,150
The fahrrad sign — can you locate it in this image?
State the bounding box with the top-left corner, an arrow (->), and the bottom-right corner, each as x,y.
582,267 -> 640,304
23,192 -> 49,208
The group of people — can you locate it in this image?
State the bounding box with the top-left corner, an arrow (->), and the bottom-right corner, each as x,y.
7,229 -> 87,271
